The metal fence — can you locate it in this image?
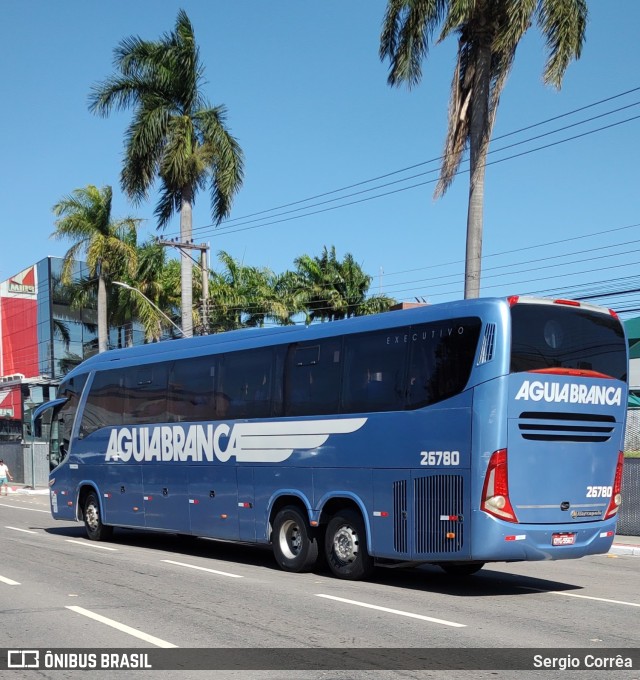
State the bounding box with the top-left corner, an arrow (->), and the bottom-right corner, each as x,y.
0,442 -> 23,483
0,441 -> 49,487
624,409 -> 640,451
619,458 -> 640,536
22,442 -> 50,487
621,410 -> 640,535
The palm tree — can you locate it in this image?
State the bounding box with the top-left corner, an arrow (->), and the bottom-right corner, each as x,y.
132,240 -> 182,341
293,248 -> 346,323
109,239 -> 182,344
51,185 -> 139,352
380,0 -> 587,298
293,246 -> 395,322
89,9 -> 244,337
206,251 -> 286,332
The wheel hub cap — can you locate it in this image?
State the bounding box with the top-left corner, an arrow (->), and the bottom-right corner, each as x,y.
333,526 -> 358,562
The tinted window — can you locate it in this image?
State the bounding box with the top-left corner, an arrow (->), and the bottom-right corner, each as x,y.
285,339 -> 342,416
220,348 -> 274,419
52,373 -> 88,464
342,330 -> 407,412
124,363 -> 169,425
406,318 -> 482,408
80,370 -> 124,436
167,356 -> 223,422
510,305 -> 627,381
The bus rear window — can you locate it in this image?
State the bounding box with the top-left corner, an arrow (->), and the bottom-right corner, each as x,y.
510,304 -> 627,381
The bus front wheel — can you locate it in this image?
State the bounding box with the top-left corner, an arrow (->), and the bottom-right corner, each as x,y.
83,492 -> 113,541
325,510 -> 374,580
272,506 -> 319,572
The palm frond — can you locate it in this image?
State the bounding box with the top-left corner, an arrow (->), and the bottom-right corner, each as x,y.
537,0 -> 587,88
435,39 -> 472,197
380,0 -> 446,88
154,184 -> 181,229
196,106 -> 244,223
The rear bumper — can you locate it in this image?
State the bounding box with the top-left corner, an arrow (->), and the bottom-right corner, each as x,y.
471,511 -> 618,561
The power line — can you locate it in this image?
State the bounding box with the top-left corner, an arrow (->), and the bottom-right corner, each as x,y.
166,112 -> 639,242
382,222 -> 640,279
201,100 -> 639,237
168,86 -> 640,234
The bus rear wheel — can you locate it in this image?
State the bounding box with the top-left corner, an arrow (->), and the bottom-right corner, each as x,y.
325,510 -> 374,580
272,506 -> 319,572
83,492 -> 113,541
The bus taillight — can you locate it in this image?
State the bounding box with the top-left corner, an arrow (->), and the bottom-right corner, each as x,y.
481,449 -> 518,523
604,452 -> 624,520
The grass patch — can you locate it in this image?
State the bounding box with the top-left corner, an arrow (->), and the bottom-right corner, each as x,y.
624,451 -> 640,458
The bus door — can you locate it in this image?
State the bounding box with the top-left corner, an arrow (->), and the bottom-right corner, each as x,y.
142,464 -> 189,532
188,465 -> 240,540
34,398 -> 77,521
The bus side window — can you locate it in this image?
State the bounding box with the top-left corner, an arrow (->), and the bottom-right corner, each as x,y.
406,318 -> 482,409
342,330 -> 406,413
167,357 -> 221,422
80,369 -> 124,437
124,363 -> 169,425
221,348 -> 274,420
284,339 -> 342,417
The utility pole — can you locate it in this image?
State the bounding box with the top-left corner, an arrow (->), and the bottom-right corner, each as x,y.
156,239 -> 210,336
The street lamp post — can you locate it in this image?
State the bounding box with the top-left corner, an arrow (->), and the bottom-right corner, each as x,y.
112,281 -> 188,339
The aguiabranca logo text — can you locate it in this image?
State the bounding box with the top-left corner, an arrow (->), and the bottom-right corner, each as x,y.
515,380 -> 622,406
105,418 -> 367,464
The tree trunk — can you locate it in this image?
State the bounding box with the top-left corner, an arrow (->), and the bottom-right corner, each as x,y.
464,42 -> 492,300
180,186 -> 194,338
98,274 -> 108,353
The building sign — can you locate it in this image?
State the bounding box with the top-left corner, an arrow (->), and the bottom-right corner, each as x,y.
0,408 -> 14,417
1,266 -> 37,299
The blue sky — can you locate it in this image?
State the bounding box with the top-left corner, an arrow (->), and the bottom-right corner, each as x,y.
2,1 -> 639,315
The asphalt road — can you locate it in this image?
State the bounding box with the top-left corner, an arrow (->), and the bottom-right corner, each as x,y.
1,493 -> 639,680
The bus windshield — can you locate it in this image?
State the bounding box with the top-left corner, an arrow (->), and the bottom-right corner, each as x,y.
510,302 -> 627,380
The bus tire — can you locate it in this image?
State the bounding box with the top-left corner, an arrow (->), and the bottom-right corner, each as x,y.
83,492 -> 113,541
272,506 -> 319,572
325,510 -> 374,580
439,562 -> 485,577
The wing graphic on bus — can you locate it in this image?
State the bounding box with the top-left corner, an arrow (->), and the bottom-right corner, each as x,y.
218,418 -> 367,463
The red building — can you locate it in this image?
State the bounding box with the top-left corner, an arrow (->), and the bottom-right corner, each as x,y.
0,266 -> 40,436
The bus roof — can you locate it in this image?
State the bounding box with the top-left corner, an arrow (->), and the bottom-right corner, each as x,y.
62,295 -> 618,379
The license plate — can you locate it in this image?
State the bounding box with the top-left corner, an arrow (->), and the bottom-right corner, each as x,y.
552,533 -> 576,546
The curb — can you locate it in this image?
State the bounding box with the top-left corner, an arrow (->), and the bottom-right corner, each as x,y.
2,486 -> 49,496
609,544 -> 640,557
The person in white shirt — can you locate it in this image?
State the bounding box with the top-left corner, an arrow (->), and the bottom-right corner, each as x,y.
0,459 -> 13,496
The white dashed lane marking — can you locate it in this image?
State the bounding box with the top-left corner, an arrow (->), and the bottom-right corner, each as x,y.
162,559 -> 243,578
521,587 -> 640,608
66,606 -> 178,648
65,539 -> 118,551
0,574 -> 21,586
316,594 -> 466,627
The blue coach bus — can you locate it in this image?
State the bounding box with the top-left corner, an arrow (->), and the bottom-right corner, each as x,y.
35,296 -> 627,580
